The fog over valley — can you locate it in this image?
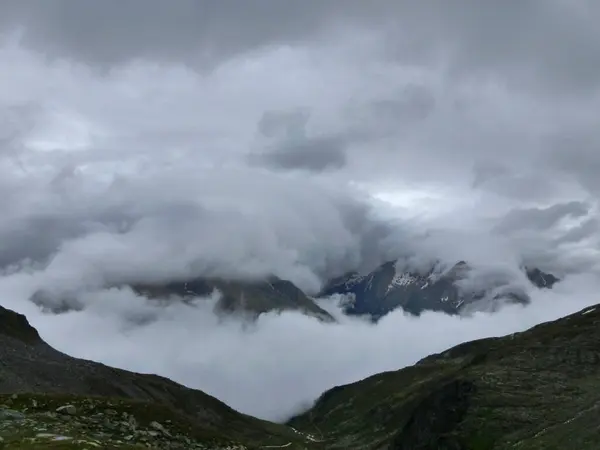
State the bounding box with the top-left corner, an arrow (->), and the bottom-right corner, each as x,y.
1,0 -> 600,423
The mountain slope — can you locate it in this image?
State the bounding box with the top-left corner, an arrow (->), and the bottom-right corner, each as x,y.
30,276 -> 335,322
0,305 -> 320,449
289,303 -> 600,449
133,276 -> 334,321
4,298 -> 600,448
320,260 -> 559,319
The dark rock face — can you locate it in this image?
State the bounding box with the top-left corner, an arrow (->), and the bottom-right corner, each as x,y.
319,260 -> 559,319
0,305 -> 42,344
321,261 -> 465,318
525,267 -> 559,288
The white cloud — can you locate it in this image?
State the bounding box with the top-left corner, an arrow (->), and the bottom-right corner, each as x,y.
1,273 -> 598,422
1,4 -> 600,427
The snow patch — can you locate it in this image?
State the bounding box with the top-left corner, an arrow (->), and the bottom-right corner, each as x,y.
343,274 -> 365,289
385,261 -> 420,294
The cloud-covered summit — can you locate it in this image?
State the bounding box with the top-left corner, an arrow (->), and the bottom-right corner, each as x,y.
1,0 -> 600,424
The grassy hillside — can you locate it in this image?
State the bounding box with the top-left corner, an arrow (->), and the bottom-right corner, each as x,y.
289,304 -> 600,449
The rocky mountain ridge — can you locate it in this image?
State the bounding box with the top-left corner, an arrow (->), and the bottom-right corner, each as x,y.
30,275 -> 335,322
28,261 -> 558,324
319,260 -> 559,319
132,276 -> 334,322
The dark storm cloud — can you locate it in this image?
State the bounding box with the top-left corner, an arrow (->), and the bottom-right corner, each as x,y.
553,217 -> 600,246
392,1 -> 600,94
257,110 -> 311,139
1,0 -> 598,94
369,84 -> 436,125
492,200 -> 600,277
0,0 -> 342,67
0,0 -> 598,275
545,129 -> 600,195
251,82 -> 436,174
495,201 -> 590,234
1,1 -> 598,233
470,160 -> 571,203
3,0 -> 600,203
3,0 -> 600,429
341,83 -> 438,144
256,136 -> 348,172
251,109 -> 348,172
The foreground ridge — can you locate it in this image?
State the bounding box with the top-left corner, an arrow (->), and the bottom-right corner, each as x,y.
289,303 -> 600,449
0,305 -> 317,449
3,301 -> 600,449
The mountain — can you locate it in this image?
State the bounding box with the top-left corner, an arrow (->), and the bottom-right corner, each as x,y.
524,267 -> 560,288
4,299 -> 600,448
132,276 -> 335,322
29,262 -> 558,323
0,304 -> 320,449
30,276 -> 335,322
289,302 -> 600,449
319,260 -> 559,319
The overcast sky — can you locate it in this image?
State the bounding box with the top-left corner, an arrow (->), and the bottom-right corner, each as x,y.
1,0 -> 600,422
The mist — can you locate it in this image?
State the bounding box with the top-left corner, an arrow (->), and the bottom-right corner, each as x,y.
1,0 -> 600,424
0,273 -> 597,422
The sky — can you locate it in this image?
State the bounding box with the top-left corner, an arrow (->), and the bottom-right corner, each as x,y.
1,0 -> 600,422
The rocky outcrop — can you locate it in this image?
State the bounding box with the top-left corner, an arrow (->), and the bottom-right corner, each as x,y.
0,305 -> 42,344
0,394 -> 247,449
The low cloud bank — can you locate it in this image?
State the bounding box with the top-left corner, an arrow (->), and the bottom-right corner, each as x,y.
1,271 -> 597,422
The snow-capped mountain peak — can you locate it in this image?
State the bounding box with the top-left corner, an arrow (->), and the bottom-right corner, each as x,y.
319,259 -> 559,320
